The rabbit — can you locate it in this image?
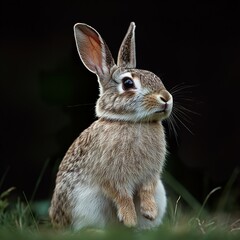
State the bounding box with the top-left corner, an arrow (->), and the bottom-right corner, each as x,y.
49,21 -> 173,231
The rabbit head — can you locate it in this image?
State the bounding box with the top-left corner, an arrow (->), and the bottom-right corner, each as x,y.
74,22 -> 173,122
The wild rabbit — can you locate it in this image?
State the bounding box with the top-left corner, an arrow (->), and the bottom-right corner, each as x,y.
49,22 -> 173,230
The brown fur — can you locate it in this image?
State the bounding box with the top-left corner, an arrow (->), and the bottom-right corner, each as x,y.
49,22 -> 173,230
50,120 -> 166,227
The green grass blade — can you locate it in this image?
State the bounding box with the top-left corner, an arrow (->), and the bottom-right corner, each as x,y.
163,171 -> 203,213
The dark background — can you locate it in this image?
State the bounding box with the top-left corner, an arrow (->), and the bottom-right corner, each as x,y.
1,2 -> 239,212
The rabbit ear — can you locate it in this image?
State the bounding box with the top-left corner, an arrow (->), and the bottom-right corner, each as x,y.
74,23 -> 115,77
117,22 -> 136,68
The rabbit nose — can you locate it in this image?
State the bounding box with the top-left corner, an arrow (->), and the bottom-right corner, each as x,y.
158,90 -> 172,103
160,96 -> 167,103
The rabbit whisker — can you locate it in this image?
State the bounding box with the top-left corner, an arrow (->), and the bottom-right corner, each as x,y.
165,114 -> 180,145
170,82 -> 199,95
172,111 -> 194,136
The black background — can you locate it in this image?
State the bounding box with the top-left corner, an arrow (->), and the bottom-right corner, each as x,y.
0,1 -> 240,212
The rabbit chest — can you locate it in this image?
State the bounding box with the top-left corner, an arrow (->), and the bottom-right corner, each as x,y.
75,119 -> 167,186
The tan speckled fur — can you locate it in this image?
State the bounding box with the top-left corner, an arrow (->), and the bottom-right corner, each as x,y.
49,22 -> 173,230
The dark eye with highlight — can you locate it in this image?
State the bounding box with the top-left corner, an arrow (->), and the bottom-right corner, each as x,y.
122,77 -> 135,90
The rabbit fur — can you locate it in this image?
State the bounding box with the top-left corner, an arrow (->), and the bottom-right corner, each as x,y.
49,22 -> 173,231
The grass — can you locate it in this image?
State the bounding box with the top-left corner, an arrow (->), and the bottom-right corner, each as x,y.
0,170 -> 239,239
0,202 -> 240,240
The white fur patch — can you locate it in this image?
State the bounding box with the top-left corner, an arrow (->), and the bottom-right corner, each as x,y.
70,179 -> 167,231
71,184 -> 116,230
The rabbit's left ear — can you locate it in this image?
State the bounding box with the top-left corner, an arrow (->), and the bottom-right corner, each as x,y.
74,23 -> 115,78
117,22 -> 136,68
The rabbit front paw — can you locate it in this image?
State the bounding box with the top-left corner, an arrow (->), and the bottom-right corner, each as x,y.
118,207 -> 137,227
140,199 -> 158,221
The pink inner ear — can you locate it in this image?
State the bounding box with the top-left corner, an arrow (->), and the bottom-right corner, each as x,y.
75,24 -> 114,76
86,35 -> 102,71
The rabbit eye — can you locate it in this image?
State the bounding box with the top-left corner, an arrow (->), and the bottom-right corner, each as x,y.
122,77 -> 135,90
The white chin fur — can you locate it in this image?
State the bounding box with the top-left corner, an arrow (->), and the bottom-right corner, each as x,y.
96,110 -> 167,122
96,111 -> 160,122
96,110 -> 145,122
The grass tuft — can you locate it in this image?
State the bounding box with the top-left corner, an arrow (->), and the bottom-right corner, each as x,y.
0,170 -> 239,239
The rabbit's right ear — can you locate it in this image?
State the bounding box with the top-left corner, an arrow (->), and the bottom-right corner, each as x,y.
117,22 -> 136,68
74,23 -> 115,78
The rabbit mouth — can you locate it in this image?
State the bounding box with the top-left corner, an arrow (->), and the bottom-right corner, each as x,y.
154,105 -> 167,114
154,102 -> 172,114
154,110 -> 165,114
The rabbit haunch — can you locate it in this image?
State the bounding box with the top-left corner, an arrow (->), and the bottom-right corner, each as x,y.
49,22 -> 173,230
